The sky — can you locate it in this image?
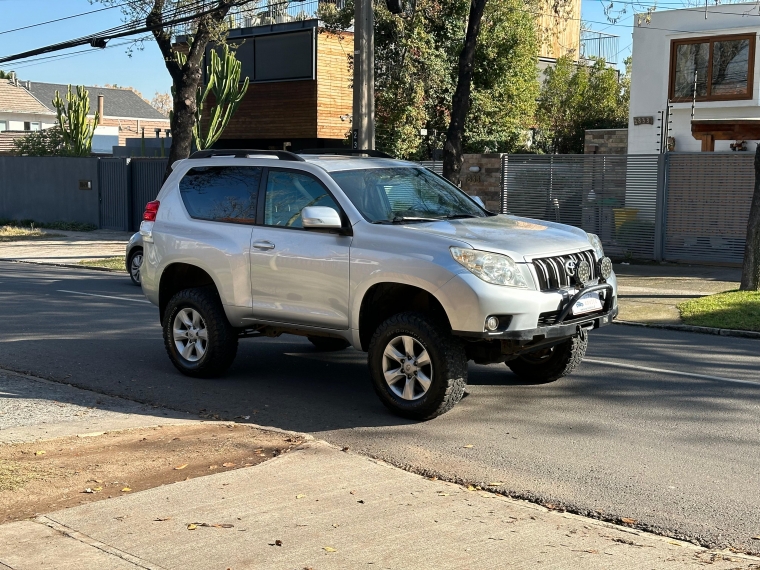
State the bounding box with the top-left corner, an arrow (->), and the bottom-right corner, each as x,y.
0,0 -> 667,99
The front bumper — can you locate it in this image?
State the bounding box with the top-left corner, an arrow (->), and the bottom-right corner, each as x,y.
452,282 -> 618,342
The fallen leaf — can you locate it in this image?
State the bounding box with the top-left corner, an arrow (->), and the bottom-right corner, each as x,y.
121,487 -> 132,492
323,546 -> 337,552
93,486 -> 102,492
209,465 -> 218,470
174,464 -> 188,470
296,494 -> 306,499
437,492 -> 449,497
467,485 -> 476,491
332,523 -> 339,528
222,462 -> 235,468
35,450 -> 46,456
357,500 -> 365,504
154,517 -> 171,522
463,444 -> 474,448
275,539 -> 283,546
187,524 -> 197,530
349,490 -> 356,495
487,482 -> 503,487
621,518 -> 637,525
751,536 -> 760,540
668,541 -> 682,547
211,523 -> 235,529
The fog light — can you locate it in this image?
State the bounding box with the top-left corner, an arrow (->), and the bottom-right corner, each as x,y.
485,316 -> 500,331
577,260 -> 591,284
599,256 -> 613,279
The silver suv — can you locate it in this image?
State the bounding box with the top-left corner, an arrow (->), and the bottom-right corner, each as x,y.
140,149 -> 617,420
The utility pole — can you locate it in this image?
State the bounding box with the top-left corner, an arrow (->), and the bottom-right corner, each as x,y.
352,0 -> 375,151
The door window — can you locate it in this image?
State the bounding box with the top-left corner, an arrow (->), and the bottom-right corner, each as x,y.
179,166 -> 262,224
264,170 -> 339,228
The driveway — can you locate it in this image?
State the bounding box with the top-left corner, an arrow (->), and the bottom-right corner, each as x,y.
1,261 -> 758,553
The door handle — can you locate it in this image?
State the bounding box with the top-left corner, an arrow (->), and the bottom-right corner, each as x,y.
252,240 -> 275,250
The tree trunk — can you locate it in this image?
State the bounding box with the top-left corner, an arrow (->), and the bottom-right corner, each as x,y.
146,0 -> 236,180
442,0 -> 487,185
740,144 -> 760,290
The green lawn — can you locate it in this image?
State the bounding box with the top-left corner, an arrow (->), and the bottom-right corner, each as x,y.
678,290 -> 760,332
78,257 -> 126,271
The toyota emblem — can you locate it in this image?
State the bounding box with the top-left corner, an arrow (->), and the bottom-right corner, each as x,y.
564,260 -> 576,276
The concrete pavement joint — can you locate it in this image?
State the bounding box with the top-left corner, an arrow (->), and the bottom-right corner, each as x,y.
614,319 -> 760,339
36,516 -> 165,570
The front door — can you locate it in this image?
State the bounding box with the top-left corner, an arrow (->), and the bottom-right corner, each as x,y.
249,168 -> 351,329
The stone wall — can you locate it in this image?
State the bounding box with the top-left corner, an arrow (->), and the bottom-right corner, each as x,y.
460,153 -> 504,212
584,128 -> 628,154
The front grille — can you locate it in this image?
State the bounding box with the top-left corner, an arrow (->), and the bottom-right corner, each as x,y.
531,250 -> 597,291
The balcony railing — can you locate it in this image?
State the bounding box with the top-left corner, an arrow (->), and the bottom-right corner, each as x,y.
580,30 -> 619,64
176,0 -> 346,36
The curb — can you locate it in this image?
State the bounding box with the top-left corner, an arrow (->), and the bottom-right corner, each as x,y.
0,258 -> 127,274
614,319 -> 760,340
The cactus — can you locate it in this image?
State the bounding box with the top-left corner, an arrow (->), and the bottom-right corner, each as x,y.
52,85 -> 100,157
175,44 -> 249,151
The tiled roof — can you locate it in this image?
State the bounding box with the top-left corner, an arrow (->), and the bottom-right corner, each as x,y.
0,80 -> 53,115
0,131 -> 32,154
29,82 -> 168,121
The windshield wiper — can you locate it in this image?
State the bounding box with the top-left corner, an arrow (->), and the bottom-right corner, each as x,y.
443,214 -> 480,220
372,216 -> 440,224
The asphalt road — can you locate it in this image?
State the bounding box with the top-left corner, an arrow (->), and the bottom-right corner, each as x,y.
2,261 -> 759,553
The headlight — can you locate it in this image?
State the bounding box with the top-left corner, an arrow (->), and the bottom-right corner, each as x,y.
450,247 -> 527,288
587,233 -> 604,259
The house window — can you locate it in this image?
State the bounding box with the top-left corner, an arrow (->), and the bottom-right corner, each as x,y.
0,121 -> 6,132
30,122 -> 40,131
670,33 -> 756,102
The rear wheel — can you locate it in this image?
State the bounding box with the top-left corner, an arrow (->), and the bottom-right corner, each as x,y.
506,330 -> 588,383
308,336 -> 350,351
163,286 -> 238,378
368,312 -> 467,420
127,248 -> 143,286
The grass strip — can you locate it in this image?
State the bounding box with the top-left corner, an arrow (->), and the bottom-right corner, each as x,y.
678,290 -> 760,332
78,257 -> 126,271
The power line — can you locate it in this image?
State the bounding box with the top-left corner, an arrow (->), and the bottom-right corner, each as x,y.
0,3 -> 125,36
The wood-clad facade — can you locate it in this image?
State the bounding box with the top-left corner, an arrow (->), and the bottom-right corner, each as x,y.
537,0 -> 582,60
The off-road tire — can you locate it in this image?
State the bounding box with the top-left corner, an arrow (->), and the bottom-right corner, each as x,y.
308,336 -> 350,351
368,312 -> 467,420
163,286 -> 238,378
506,330 -> 588,383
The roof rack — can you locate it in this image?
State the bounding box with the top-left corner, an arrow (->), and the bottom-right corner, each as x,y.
189,149 -> 305,162
299,148 -> 394,159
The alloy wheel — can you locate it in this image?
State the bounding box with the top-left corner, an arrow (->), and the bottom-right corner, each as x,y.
173,308 -> 208,362
130,252 -> 143,284
382,335 -> 433,401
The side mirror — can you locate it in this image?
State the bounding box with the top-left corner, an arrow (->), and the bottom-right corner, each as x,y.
472,196 -> 485,208
302,206 -> 343,230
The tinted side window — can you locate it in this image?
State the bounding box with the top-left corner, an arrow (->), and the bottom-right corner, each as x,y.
264,170 -> 339,228
179,166 -> 262,223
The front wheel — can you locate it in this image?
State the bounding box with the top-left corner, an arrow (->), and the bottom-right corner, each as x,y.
506,330 -> 588,383
368,312 -> 467,420
163,286 -> 238,378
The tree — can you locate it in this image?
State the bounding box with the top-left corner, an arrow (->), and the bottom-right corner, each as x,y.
182,43 -> 249,150
151,92 -> 172,117
12,127 -> 66,156
740,145 -> 760,290
0,70 -> 11,79
535,55 -> 629,154
52,85 -> 100,156
95,0 -> 240,177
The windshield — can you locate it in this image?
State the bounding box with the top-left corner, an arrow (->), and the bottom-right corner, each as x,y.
329,167 -> 487,223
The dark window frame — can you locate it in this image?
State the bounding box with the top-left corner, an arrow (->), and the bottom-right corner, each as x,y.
257,167 -> 347,231
669,33 -> 756,102
178,165 -> 264,226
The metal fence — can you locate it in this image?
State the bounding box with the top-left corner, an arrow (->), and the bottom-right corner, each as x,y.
501,152 -> 756,265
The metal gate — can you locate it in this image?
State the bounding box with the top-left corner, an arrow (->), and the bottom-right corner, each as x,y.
98,158 -> 130,231
664,153 -> 754,264
131,159 -> 168,230
502,154 -> 661,260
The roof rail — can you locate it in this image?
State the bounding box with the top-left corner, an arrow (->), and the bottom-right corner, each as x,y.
299,148 -> 394,159
189,149 -> 305,161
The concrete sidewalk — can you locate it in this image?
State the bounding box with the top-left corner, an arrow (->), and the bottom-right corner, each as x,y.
0,229 -> 131,266
614,262 -> 741,324
1,370 -> 758,569
1,440 -> 757,569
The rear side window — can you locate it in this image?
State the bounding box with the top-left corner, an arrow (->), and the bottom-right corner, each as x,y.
179,166 -> 262,224
264,170 -> 339,228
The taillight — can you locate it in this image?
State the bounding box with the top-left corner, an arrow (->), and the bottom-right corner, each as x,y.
143,201 -> 160,222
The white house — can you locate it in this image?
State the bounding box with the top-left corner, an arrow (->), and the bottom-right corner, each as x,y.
628,3 -> 760,153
